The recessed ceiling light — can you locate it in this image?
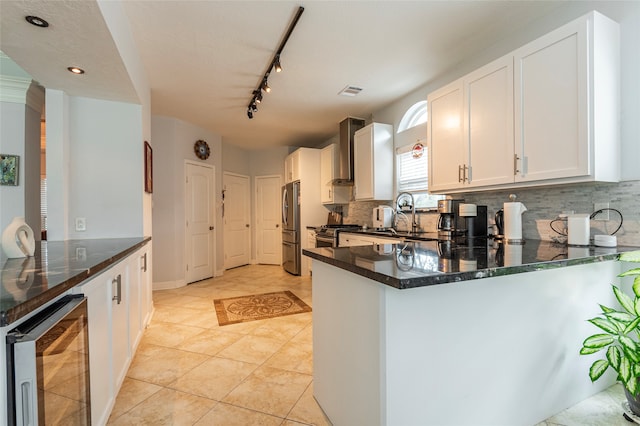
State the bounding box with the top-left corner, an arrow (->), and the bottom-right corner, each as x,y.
67,67 -> 85,75
25,15 -> 49,28
339,85 -> 363,97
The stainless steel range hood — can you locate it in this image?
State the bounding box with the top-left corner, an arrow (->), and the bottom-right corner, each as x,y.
331,117 -> 365,185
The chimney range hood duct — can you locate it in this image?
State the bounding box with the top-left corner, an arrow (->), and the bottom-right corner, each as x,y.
332,117 -> 365,185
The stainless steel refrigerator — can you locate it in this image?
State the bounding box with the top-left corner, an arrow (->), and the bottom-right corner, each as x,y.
282,181 -> 301,275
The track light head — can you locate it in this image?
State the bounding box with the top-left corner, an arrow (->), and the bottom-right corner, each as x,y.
255,91 -> 263,103
251,103 -> 258,112
247,108 -> 253,119
274,55 -> 282,73
262,79 -> 271,93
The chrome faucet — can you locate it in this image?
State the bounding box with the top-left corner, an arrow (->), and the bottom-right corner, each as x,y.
395,192 -> 417,233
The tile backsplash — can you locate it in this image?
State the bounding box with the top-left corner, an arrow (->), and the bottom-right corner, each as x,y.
339,180 -> 640,246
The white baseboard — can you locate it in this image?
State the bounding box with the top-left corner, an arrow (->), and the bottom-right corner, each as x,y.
215,269 -> 225,277
153,279 -> 186,290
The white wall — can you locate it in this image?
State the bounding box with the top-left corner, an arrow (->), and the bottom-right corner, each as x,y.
151,115 -> 223,287
63,96 -> 144,239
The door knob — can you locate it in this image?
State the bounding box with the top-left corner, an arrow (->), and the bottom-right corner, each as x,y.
246,224 -> 250,228
276,224 -> 280,228
209,226 -> 214,230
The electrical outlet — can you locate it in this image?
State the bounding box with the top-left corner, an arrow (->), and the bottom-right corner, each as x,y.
593,203 -> 610,221
75,217 -> 86,231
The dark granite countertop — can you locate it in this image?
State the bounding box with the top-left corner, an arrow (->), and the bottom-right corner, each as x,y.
303,238 -> 640,290
1,237 -> 151,326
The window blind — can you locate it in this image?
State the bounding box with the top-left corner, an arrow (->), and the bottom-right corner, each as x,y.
396,144 -> 428,193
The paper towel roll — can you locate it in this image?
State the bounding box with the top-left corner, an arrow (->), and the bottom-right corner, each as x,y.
504,202 -> 527,242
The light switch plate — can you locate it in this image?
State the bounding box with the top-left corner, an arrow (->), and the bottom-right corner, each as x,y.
75,217 -> 86,231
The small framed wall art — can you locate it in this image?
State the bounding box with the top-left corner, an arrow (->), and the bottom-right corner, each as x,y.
0,154 -> 19,186
144,141 -> 153,193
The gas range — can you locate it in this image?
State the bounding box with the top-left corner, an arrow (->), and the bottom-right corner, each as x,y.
315,224 -> 362,247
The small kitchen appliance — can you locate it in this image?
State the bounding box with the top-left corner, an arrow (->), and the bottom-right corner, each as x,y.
503,194 -> 527,243
437,199 -> 465,240
373,206 -> 394,229
458,204 -> 488,238
567,213 -> 590,246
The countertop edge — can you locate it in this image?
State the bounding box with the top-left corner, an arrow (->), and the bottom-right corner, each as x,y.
1,237 -> 151,327
303,245 -> 625,290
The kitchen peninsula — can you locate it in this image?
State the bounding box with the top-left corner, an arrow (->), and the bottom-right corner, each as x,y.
304,240 -> 639,425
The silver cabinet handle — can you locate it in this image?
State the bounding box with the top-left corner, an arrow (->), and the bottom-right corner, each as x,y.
458,165 -> 463,183
514,154 -> 520,175
141,253 -> 147,272
112,274 -> 122,304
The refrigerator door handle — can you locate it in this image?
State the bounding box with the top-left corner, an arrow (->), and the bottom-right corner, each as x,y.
282,187 -> 288,227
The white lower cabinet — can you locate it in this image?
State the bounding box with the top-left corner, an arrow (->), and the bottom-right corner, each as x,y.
74,244 -> 152,426
338,233 -> 398,247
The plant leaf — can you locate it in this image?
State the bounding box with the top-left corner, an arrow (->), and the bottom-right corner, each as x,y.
583,334 -> 615,348
580,346 -> 602,355
605,311 -> 635,323
614,285 -> 636,315
588,317 -> 619,334
607,346 -> 622,370
600,304 -> 617,314
627,376 -> 639,396
589,359 -> 610,381
621,357 -> 632,383
624,317 -> 640,334
620,268 -> 640,278
620,251 -> 640,263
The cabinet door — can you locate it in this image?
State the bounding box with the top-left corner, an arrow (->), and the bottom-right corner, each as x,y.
465,56 -> 515,188
140,249 -> 152,327
428,80 -> 465,192
110,262 -> 130,393
514,18 -> 588,182
80,275 -> 113,426
354,125 -> 374,200
320,145 -> 334,203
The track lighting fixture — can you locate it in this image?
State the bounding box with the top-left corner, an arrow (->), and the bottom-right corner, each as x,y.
246,6 -> 304,119
274,55 -> 282,73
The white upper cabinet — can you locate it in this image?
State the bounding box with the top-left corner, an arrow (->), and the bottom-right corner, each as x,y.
320,144 -> 350,204
429,56 -> 514,192
428,11 -> 619,194
465,55 -> 515,188
284,150 -> 301,183
427,80 -> 464,192
514,11 -> 619,184
354,123 -> 394,201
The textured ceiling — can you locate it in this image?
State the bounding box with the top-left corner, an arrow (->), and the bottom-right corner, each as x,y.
0,0 -> 572,150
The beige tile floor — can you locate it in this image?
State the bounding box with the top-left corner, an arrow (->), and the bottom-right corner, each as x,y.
107,264 -> 631,426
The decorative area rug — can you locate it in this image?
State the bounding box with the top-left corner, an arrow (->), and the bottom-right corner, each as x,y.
213,290 -> 312,326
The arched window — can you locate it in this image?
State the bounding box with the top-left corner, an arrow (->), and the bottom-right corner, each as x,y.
395,100 -> 443,212
397,100 -> 427,133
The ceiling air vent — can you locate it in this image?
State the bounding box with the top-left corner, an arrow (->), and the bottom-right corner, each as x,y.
338,85 -> 363,97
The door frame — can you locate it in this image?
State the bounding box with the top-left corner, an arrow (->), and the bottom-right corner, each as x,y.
254,174 -> 282,265
184,160 -> 216,282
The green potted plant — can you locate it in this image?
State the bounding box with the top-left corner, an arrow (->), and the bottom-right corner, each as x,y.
580,250 -> 640,417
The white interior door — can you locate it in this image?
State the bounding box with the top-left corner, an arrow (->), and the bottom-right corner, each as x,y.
255,175 -> 281,265
223,172 -> 250,269
185,162 -> 215,283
